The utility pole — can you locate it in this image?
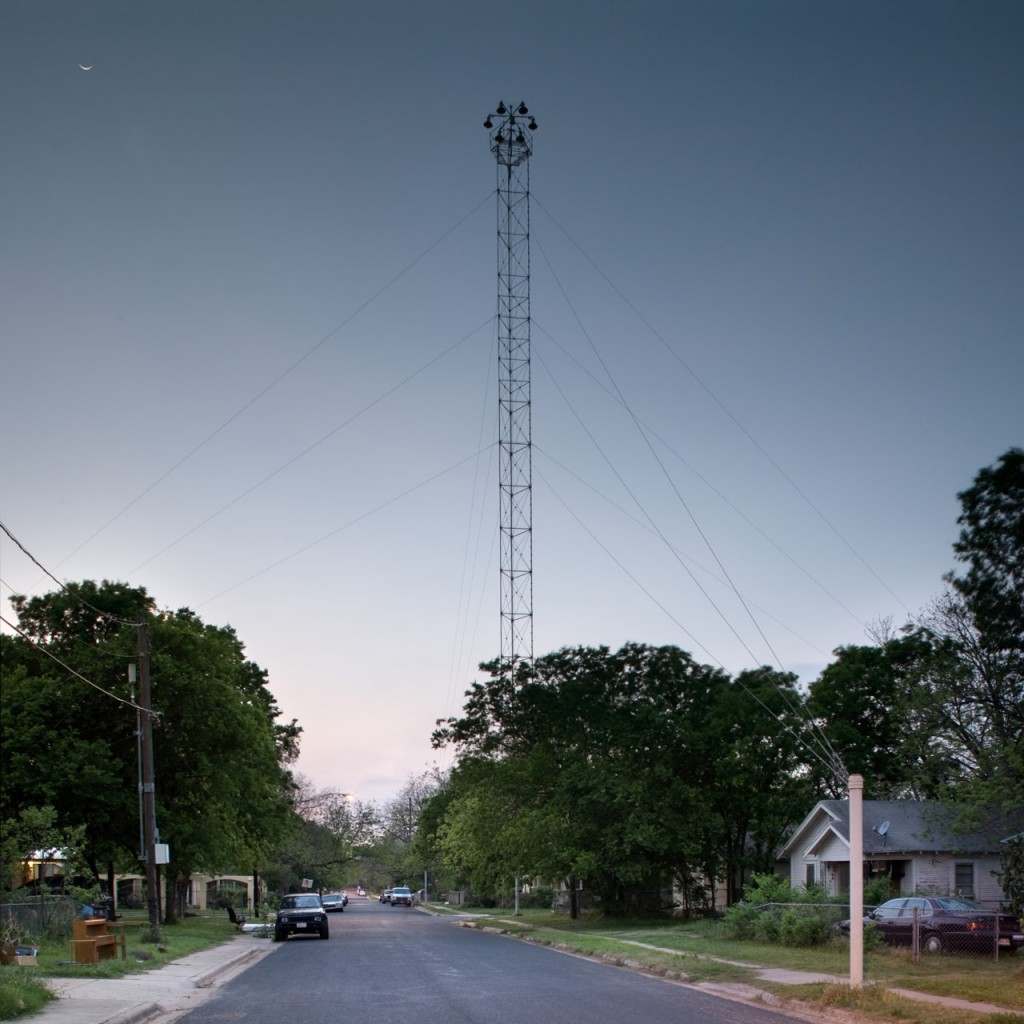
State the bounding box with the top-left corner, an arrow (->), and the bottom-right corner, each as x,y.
137,613 -> 160,936
484,100 -> 538,682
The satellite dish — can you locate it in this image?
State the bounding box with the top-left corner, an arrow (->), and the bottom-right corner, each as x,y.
875,821 -> 890,836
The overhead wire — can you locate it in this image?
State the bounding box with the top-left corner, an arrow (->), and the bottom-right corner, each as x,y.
196,445 -> 495,608
533,195 -> 910,619
532,226 -> 848,784
0,521 -> 137,628
445,318 -> 501,718
534,462 -> 846,784
533,318 -> 868,631
534,235 -> 782,670
50,193 -> 495,574
0,614 -> 153,716
533,446 -> 832,660
123,315 -> 495,579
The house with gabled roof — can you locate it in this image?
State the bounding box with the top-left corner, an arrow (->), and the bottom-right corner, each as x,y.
778,800 -> 1023,910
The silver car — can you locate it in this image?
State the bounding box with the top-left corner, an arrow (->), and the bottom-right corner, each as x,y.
321,892 -> 345,913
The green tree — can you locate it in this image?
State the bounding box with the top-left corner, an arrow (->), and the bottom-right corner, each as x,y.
949,447 -> 1024,658
1,582 -> 153,895
806,637 -> 956,800
266,777 -> 379,894
0,805 -> 87,896
709,667 -> 817,906
941,447 -> 1024,808
2,582 -> 301,922
432,644 -> 813,916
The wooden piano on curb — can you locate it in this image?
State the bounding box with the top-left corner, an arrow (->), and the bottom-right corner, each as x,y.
69,918 -> 126,964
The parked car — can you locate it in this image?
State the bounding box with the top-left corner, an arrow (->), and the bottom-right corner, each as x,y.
838,897 -> 1024,953
273,893 -> 329,941
389,886 -> 413,908
380,889 -> 392,904
320,893 -> 345,913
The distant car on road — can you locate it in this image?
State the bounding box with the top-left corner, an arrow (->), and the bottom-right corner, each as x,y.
380,889 -> 392,903
389,886 -> 413,908
838,896 -> 1024,953
274,893 -> 329,941
321,893 -> 345,913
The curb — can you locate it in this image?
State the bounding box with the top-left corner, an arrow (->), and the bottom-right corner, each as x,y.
95,1006 -> 162,1024
192,944 -> 270,989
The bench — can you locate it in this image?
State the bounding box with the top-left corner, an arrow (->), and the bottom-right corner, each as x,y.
69,918 -> 126,964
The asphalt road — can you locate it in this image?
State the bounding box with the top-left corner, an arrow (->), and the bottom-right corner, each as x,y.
172,898 -> 806,1024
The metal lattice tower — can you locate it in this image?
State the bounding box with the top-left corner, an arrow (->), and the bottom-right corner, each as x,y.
484,100 -> 537,681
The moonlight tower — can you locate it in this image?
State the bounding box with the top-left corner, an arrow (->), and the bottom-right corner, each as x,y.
485,100 -> 537,680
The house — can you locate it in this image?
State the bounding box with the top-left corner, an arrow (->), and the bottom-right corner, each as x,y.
778,800 -> 1023,910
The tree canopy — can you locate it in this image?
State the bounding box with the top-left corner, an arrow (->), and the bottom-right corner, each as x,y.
430,644 -> 815,914
424,448 -> 1024,914
1,581 -> 300,920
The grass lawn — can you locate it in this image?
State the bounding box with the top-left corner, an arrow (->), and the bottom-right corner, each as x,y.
0,911 -> 250,1021
447,906 -> 1024,1022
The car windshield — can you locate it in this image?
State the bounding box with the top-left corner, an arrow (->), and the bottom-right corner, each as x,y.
324,894 -> 341,900
934,898 -> 983,912
393,887 -> 411,894
282,895 -> 321,909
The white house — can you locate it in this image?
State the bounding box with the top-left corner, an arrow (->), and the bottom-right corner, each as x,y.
778,800 -> 1022,910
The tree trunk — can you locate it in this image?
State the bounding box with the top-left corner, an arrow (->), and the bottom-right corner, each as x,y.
107,861 -> 117,919
567,876 -> 579,920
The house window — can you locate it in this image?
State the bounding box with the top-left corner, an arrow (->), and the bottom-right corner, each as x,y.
954,863 -> 974,898
805,864 -> 816,887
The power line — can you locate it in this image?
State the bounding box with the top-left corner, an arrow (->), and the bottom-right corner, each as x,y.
533,447 -> 832,660
51,193 -> 494,572
0,521 -> 137,627
533,318 -> 868,631
196,446 -> 494,607
123,316 -> 494,579
0,613 -> 153,715
533,196 -> 910,618
532,232 -> 848,785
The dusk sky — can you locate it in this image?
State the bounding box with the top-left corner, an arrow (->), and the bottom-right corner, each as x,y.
2,1 -> 1021,805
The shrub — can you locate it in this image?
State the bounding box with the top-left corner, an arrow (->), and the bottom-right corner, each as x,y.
779,908 -> 833,947
722,872 -> 844,947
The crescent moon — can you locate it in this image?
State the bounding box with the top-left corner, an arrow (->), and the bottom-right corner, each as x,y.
79,64 -> 94,71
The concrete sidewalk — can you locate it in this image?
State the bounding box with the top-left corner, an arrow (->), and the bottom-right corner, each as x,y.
28,935 -> 275,1024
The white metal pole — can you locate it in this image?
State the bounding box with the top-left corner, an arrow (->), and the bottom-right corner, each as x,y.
849,773 -> 864,988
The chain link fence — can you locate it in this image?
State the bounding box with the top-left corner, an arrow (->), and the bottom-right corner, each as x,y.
870,902 -> 1023,962
1,895 -> 78,943
741,899 -> 1022,962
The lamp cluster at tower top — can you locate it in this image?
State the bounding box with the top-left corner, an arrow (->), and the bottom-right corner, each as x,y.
484,100 -> 537,168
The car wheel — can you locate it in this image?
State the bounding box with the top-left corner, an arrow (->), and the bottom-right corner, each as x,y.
923,933 -> 943,954
320,927 -> 329,940
273,930 -> 285,942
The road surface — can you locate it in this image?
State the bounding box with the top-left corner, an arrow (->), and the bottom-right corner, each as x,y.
175,896 -> 808,1024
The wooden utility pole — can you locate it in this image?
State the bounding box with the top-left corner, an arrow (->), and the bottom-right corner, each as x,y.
137,613 -> 160,935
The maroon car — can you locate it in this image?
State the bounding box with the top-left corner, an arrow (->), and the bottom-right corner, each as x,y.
839,896 -> 1024,954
